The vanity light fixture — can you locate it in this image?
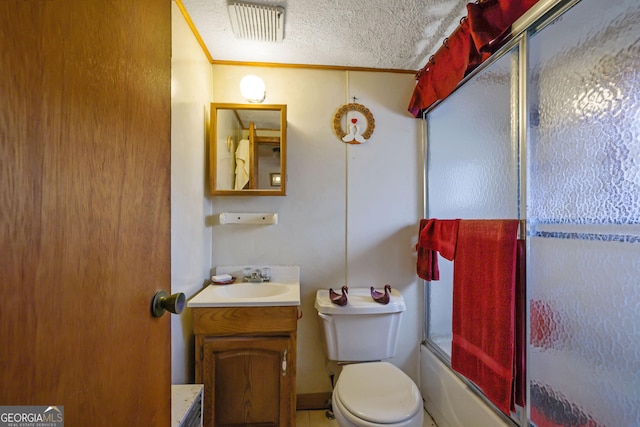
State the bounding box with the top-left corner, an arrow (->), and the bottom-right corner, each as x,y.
240,75 -> 266,103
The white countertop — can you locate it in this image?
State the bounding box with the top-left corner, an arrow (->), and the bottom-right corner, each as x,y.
187,265 -> 301,308
172,384 -> 203,427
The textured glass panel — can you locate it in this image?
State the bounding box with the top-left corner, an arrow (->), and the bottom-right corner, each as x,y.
528,0 -> 640,224
529,234 -> 640,427
528,0 -> 640,425
426,48 -> 520,355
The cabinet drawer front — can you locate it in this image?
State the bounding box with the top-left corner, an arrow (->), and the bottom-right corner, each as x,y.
193,306 -> 297,335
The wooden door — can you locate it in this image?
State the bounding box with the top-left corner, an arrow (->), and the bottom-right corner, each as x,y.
202,336 -> 293,427
0,1 -> 171,426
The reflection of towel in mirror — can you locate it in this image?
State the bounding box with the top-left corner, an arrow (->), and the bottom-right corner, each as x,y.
234,139 -> 250,190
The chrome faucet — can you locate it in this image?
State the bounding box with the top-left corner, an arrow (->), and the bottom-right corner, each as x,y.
243,267 -> 271,283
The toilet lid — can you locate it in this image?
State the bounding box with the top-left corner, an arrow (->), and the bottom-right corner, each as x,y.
335,362 -> 421,424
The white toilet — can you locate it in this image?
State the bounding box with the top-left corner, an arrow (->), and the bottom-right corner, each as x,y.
315,288 -> 424,427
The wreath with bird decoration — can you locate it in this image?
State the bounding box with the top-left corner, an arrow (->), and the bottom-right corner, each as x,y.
333,102 -> 375,144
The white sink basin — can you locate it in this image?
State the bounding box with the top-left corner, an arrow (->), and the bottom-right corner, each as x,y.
188,282 -> 299,307
212,283 -> 290,299
187,265 -> 300,307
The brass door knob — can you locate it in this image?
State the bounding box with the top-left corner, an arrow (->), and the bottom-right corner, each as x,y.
151,290 -> 186,318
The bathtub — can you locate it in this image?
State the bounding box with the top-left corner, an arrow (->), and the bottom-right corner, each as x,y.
419,343 -> 514,427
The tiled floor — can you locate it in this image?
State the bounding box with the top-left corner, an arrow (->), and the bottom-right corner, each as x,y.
295,409 -> 438,426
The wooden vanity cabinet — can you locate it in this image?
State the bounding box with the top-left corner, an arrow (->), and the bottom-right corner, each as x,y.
193,306 -> 297,427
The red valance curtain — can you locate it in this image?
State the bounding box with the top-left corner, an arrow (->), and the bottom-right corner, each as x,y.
408,0 -> 539,117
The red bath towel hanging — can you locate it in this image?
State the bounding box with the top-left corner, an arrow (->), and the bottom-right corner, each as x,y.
450,219 -> 520,414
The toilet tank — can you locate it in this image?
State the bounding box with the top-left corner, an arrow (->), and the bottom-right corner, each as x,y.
314,287 -> 406,362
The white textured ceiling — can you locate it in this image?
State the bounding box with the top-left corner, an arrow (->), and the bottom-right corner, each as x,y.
179,0 -> 470,71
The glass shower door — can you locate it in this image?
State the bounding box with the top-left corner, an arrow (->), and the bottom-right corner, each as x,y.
527,0 -> 640,425
426,46 -> 520,356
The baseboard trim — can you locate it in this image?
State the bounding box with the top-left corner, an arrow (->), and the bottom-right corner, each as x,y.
296,392 -> 332,410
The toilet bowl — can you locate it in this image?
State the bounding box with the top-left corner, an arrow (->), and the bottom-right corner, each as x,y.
331,362 -> 424,427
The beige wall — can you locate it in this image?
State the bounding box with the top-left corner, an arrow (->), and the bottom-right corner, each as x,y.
171,2 -> 424,394
171,1 -> 213,384
209,65 -> 423,393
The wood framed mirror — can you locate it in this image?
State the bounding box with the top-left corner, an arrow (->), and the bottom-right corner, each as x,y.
209,103 -> 286,196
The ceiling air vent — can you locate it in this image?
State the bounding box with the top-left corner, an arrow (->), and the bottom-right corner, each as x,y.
227,2 -> 285,43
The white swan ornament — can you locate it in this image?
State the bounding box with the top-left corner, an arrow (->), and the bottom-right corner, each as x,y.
342,123 -> 356,142
342,118 -> 367,144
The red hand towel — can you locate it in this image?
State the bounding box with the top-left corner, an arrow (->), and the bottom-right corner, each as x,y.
451,219 -> 520,414
416,218 -> 460,281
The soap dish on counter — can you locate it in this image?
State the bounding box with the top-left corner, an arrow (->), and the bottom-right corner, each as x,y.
211,276 -> 236,285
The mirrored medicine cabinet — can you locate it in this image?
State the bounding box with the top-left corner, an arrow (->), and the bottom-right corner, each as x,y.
209,103 -> 287,196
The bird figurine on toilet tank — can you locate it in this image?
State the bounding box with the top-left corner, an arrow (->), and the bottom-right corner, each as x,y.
370,284 -> 392,304
329,285 -> 349,306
